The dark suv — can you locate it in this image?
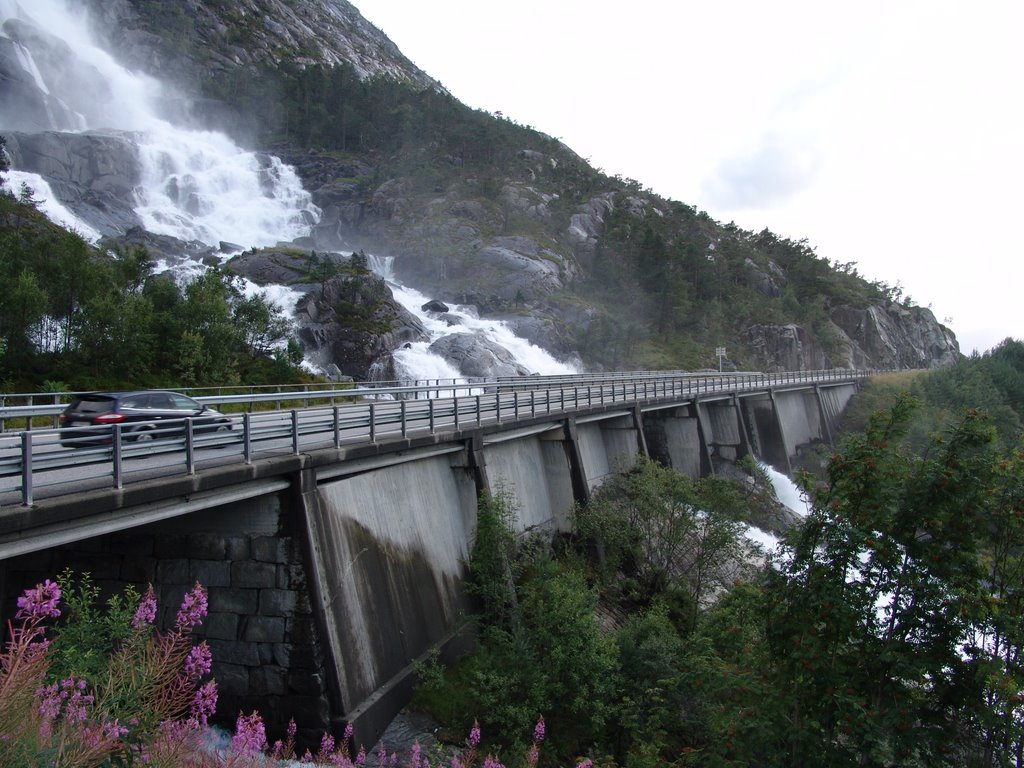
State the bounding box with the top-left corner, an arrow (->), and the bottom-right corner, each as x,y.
58,391 -> 232,447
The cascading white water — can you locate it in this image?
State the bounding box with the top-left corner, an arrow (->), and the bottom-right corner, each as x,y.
761,461 -> 810,517
0,1 -> 580,383
0,0 -> 319,248
367,254 -> 580,386
4,169 -> 101,242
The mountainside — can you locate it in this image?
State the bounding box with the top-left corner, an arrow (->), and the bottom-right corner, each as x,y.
0,0 -> 960,379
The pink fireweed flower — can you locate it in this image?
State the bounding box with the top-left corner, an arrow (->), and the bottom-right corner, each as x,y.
450,756 -> 462,768
525,744 -> 539,768
288,719 -> 298,740
410,741 -> 422,768
576,760 -> 593,768
17,579 -> 61,619
132,584 -> 157,628
482,757 -> 505,768
533,716 -> 545,743
357,746 -> 367,765
183,641 -> 213,679
64,677 -> 93,723
190,680 -> 218,727
468,722 -> 481,748
175,582 -> 208,632
320,732 -> 336,757
231,710 -> 267,758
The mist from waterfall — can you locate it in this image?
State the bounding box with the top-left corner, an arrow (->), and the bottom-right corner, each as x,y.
0,0 -> 319,247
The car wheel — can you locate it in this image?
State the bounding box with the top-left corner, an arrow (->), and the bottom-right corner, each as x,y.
133,429 -> 155,443
213,423 -> 231,448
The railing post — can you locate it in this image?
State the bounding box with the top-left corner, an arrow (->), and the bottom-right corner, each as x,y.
333,406 -> 341,448
370,403 -> 376,442
291,410 -> 299,455
401,400 -> 408,437
112,424 -> 123,489
429,398 -> 435,433
496,392 -> 502,424
243,413 -> 252,464
20,431 -> 32,506
531,390 -> 536,417
514,391 -> 519,420
185,419 -> 195,475
476,395 -> 482,426
454,397 -> 460,430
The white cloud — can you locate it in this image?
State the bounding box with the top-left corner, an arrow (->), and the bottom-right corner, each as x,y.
702,132 -> 821,209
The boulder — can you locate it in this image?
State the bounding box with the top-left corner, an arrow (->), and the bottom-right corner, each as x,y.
428,333 -> 532,378
421,299 -> 449,313
294,273 -> 427,381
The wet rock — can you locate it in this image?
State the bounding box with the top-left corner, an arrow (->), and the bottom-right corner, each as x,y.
428,332 -> 532,378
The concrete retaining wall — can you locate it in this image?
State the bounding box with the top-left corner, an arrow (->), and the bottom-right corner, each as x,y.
483,435 -> 575,531
576,416 -> 641,491
304,452 -> 477,744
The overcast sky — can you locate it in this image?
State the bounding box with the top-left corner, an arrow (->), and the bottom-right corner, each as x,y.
353,0 -> 1023,355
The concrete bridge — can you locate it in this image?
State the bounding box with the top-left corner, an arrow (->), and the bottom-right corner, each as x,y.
0,369 -> 863,746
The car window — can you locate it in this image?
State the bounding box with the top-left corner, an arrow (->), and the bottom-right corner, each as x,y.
118,394 -> 148,409
149,393 -> 176,409
71,396 -> 116,414
171,394 -> 201,411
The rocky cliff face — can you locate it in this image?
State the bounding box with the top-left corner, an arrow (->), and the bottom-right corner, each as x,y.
81,0 -> 435,89
0,0 -> 961,376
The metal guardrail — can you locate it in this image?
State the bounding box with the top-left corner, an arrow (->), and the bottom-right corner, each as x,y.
0,369 -> 868,507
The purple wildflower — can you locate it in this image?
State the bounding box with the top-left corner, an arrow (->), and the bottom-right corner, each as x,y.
231,711 -> 267,758
183,642 -> 212,679
468,722 -> 481,748
64,678 -> 93,723
525,745 -> 539,768
37,681 -> 64,732
132,585 -> 157,629
16,579 -> 61,619
533,716 -> 545,743
321,732 -> 336,755
190,680 -> 218,727
482,757 -> 505,768
288,719 -> 298,740
410,740 -> 422,768
577,760 -> 593,768
450,756 -> 462,768
357,747 -> 367,765
345,721 -> 354,740
175,582 -> 208,632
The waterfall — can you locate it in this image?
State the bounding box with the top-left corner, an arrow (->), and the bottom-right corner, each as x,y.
4,169 -> 101,242
367,254 -> 580,387
0,0 -> 320,248
0,2 -> 577,383
760,461 -> 810,517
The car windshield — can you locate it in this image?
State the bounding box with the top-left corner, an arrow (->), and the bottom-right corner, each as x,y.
70,396 -> 116,414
